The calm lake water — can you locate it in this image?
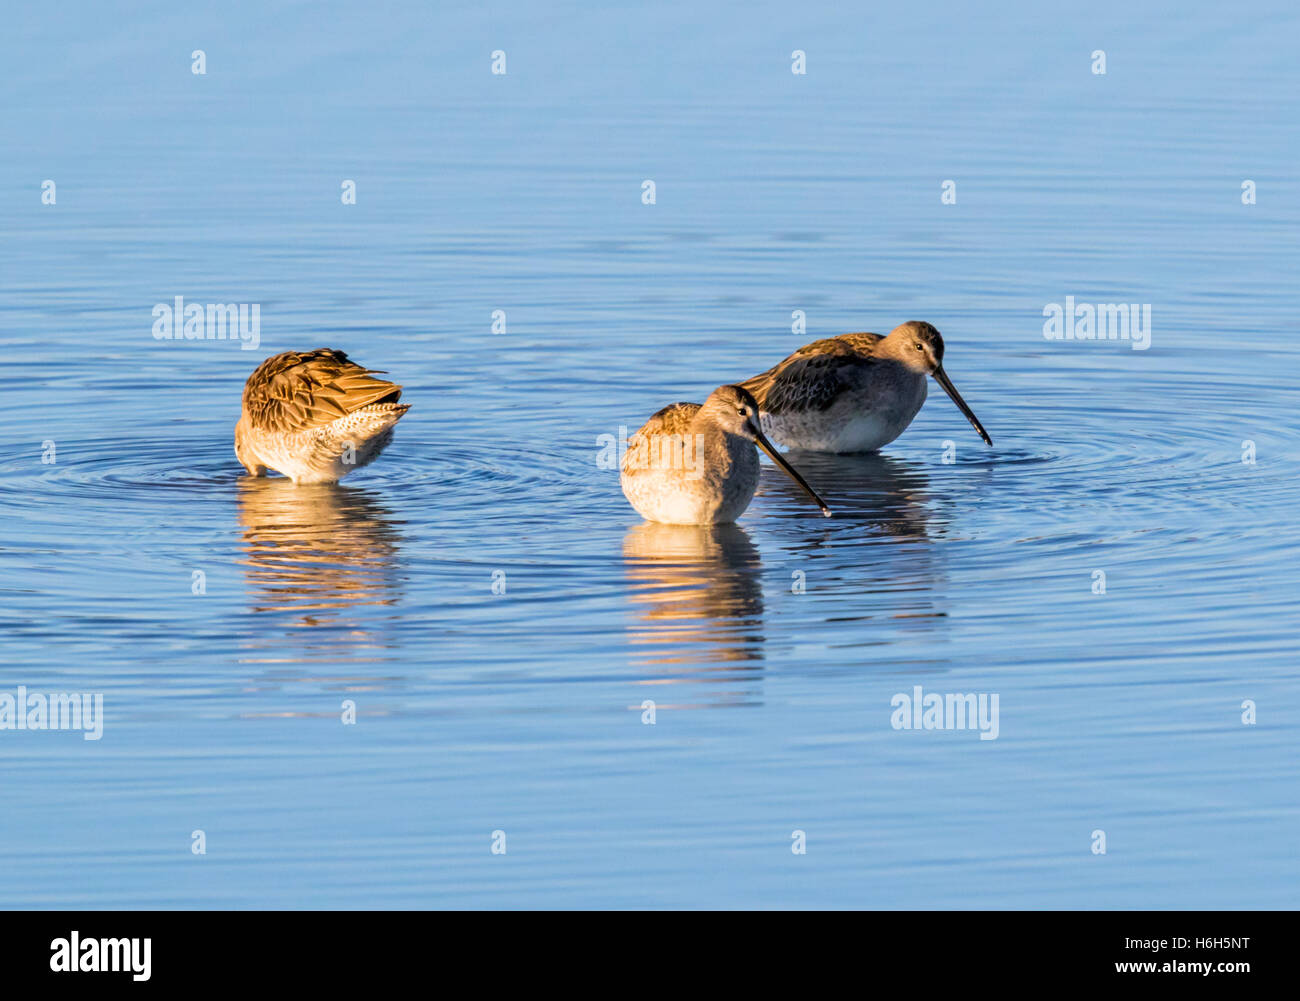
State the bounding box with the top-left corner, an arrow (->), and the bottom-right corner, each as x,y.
2,1 -> 1298,908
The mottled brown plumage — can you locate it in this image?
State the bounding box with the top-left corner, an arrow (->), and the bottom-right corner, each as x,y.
742,333 -> 884,417
235,349 -> 410,484
242,349 -> 403,432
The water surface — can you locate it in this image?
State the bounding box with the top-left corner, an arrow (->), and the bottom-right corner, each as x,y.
1,0 -> 1298,907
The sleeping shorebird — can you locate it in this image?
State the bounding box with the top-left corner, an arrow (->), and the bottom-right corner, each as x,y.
740,321 -> 992,453
234,349 -> 410,484
621,384 -> 832,525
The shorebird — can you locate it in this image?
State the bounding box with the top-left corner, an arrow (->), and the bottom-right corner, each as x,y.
235,348 -> 410,484
740,321 -> 992,453
621,384 -> 832,525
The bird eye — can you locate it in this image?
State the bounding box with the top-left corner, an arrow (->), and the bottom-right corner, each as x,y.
914,342 -> 923,351
737,408 -> 747,416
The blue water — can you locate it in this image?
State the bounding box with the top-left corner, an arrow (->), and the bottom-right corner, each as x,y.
2,1 -> 1298,908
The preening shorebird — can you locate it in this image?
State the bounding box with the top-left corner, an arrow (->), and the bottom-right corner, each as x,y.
235,349 -> 409,484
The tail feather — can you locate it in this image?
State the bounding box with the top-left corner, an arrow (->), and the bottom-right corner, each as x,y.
301,403 -> 410,480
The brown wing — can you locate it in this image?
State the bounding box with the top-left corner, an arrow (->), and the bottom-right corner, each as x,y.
242,349 -> 403,433
740,333 -> 882,415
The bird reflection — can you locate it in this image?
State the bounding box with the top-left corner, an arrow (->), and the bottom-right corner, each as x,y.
236,479 -> 403,671
763,451 -> 948,636
762,451 -> 933,541
623,523 -> 766,707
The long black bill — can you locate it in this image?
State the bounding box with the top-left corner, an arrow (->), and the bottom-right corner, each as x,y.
750,424 -> 833,518
933,366 -> 993,446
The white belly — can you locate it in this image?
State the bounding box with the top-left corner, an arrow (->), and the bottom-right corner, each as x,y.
621,447 -> 759,525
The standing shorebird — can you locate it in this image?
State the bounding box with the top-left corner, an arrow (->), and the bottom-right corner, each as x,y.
621,384 -> 832,525
234,349 -> 410,484
740,321 -> 992,453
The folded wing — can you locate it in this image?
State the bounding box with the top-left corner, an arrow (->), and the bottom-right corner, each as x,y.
243,349 -> 403,433
741,336 -> 879,415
